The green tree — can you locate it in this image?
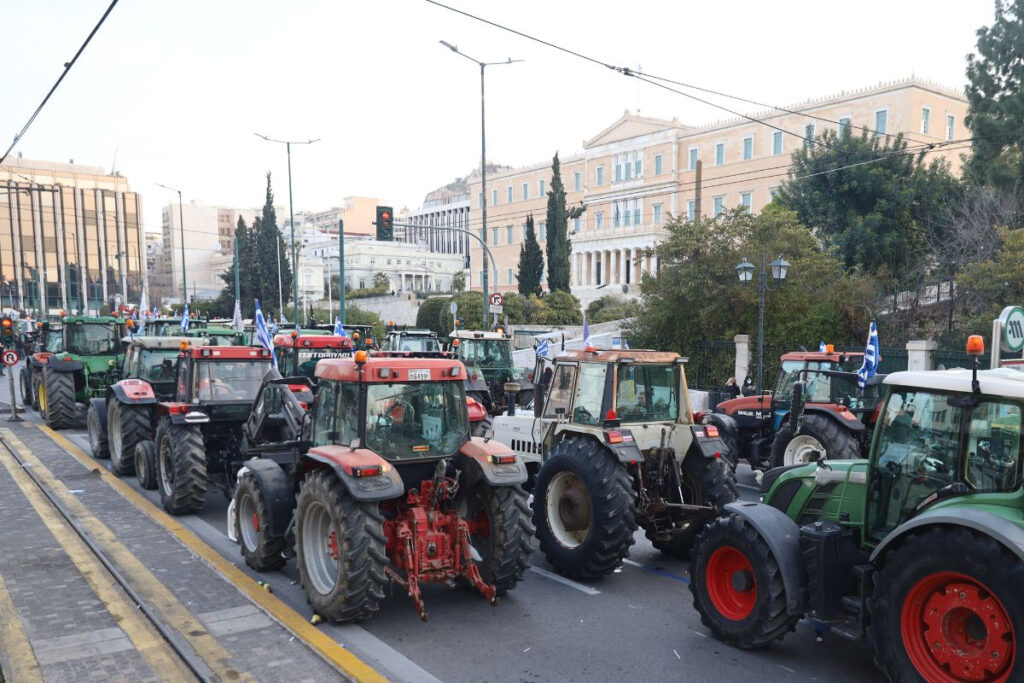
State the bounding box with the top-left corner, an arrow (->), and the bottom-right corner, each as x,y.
220,216 -> 256,304
542,290 -> 582,325
545,153 -> 572,293
372,271 -> 390,290
586,295 -> 634,323
249,173 -> 293,319
451,271 -> 466,293
777,129 -> 960,287
949,227 -> 1024,342
416,296 -> 452,335
517,214 -> 544,296
965,0 -> 1024,191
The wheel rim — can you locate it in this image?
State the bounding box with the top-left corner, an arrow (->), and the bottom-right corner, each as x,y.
38,383 -> 47,413
158,436 -> 174,497
110,408 -> 123,464
705,546 -> 757,621
238,489 -> 260,552
301,499 -> 340,596
88,410 -> 100,452
783,434 -> 824,466
136,448 -> 147,483
546,471 -> 591,549
462,497 -> 491,564
901,571 -> 1015,682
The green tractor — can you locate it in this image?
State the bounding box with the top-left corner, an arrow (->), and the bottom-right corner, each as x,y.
38,316 -> 126,429
447,329 -> 533,415
689,335 -> 1023,682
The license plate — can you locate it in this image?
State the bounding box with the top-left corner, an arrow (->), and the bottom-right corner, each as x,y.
408,369 -> 430,381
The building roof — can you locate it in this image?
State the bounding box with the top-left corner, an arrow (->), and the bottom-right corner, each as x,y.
885,367 -> 1024,399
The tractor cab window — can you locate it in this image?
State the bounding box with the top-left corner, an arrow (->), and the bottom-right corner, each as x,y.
616,364 -> 678,423
68,323 -> 120,355
43,331 -> 63,353
194,360 -> 268,401
312,380 -> 338,445
365,381 -> 468,460
141,349 -> 178,383
459,339 -> 511,368
396,336 -> 440,353
965,400 -> 1021,493
572,363 -> 609,426
544,365 -> 577,418
776,360 -> 837,402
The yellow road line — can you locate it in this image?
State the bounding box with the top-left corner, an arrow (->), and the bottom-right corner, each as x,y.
2,429 -> 252,683
0,570 -> 43,682
0,433 -> 193,682
39,424 -> 387,683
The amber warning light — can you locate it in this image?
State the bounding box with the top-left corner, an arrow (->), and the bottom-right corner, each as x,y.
966,335 -> 985,356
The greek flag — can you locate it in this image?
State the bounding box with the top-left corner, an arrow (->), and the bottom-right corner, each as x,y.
254,299 -> 277,368
583,315 -> 593,350
333,317 -> 345,336
138,290 -> 148,334
819,341 -> 827,352
536,338 -> 549,358
180,304 -> 189,333
857,321 -> 881,391
231,300 -> 244,332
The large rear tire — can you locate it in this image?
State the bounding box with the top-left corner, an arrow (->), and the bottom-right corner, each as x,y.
462,484 -> 534,595
155,420 -> 207,514
706,413 -> 741,468
235,473 -> 287,572
87,401 -> 110,459
532,437 -> 637,580
108,401 -> 150,476
20,366 -> 34,409
295,470 -> 388,623
690,514 -> 801,648
646,454 -> 739,559
135,440 -> 157,490
868,528 -> 1022,683
30,368 -> 42,413
771,413 -> 860,468
42,369 -> 76,429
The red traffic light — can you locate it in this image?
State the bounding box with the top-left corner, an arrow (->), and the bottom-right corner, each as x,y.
382,211 -> 391,221
1,318 -> 11,328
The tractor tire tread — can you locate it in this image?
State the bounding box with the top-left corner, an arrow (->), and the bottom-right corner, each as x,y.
110,402 -> 149,475
43,369 -> 76,429
647,455 -> 738,559
157,421 -> 207,514
772,413 -> 860,468
235,474 -> 287,571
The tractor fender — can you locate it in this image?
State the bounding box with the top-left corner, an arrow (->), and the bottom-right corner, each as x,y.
46,356 -> 83,373
88,398 -> 109,438
689,424 -> 729,459
457,437 -> 528,486
869,507 -> 1024,565
301,445 -> 405,501
28,352 -> 52,368
723,501 -> 809,615
110,379 -> 157,405
780,405 -> 866,432
466,396 -> 487,423
237,459 -> 294,538
156,402 -> 210,425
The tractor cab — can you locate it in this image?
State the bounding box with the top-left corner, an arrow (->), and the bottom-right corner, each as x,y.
447,329 -> 533,414
149,317 -> 206,337
119,336 -> 204,400
272,331 -> 353,380
382,325 -> 441,353
342,324 -> 375,351
165,345 -> 275,423
63,316 -> 124,357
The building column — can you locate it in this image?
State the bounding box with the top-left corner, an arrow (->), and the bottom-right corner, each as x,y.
587,252 -> 595,286
618,249 -> 626,284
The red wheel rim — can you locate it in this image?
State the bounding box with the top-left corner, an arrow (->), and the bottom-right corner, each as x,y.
901,571 -> 1015,682
705,546 -> 757,621
326,530 -> 339,561
251,512 -> 260,533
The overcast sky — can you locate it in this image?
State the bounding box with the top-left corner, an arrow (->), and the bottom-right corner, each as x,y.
0,1 -> 996,236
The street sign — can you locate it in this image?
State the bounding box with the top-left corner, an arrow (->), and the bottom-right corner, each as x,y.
1,350 -> 18,367
488,292 -> 503,315
998,306 -> 1024,353
450,302 -> 458,317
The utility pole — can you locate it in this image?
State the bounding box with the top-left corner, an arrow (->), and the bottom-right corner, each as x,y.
338,219 -> 346,325
694,159 -> 703,220
233,232 -> 240,301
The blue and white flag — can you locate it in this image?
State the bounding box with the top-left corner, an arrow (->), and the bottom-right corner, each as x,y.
857,321 -> 881,391
180,304 -> 190,333
623,338 -> 629,350
138,290 -> 148,335
254,300 -> 277,368
819,341 -> 827,352
232,300 -> 244,332
333,317 -> 345,336
582,314 -> 593,350
536,338 -> 549,358
152,306 -> 159,319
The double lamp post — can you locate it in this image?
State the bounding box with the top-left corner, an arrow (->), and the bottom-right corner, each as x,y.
735,253 -> 791,393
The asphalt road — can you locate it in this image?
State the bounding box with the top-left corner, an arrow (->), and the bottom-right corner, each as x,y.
2,363 -> 883,683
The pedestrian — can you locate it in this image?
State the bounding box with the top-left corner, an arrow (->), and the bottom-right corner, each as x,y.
741,375 -> 756,396
724,377 -> 740,399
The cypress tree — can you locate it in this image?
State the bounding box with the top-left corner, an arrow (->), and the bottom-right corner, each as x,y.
252,173 -> 292,318
545,153 -> 572,293
517,214 -> 544,296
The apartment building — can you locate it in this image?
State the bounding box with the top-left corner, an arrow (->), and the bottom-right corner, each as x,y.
467,77 -> 969,305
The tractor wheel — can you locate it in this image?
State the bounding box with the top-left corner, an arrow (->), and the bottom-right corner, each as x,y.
689,513 -> 801,648
646,454 -> 739,559
771,413 -> 860,468
86,402 -> 109,459
868,528 -> 1023,683
41,369 -> 76,429
135,440 -> 157,490
155,420 -> 208,514
108,401 -> 150,476
532,437 -> 637,580
30,369 -> 42,413
706,413 -> 741,469
471,415 -> 493,438
20,366 -> 34,409
234,473 -> 287,572
295,469 -> 388,623
462,484 -> 534,595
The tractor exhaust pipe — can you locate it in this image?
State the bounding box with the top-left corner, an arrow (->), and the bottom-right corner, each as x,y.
504,382 -> 520,417
533,383 -> 544,418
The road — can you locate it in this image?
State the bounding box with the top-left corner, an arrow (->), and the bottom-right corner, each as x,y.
1,362 -> 882,682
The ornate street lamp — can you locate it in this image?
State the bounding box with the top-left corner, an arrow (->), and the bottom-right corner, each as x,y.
737,254 -> 790,392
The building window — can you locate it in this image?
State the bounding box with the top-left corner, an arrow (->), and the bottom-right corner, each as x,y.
875,109 -> 888,135
492,228 -> 498,245
492,188 -> 498,206
522,182 -> 528,200
687,199 -> 696,221
595,210 -> 603,229
624,154 -> 632,180
573,217 -> 580,233
633,199 -> 641,226
946,114 -> 955,141
623,200 -> 631,226
507,226 -> 514,244
653,203 -> 663,225
688,147 -> 698,170
507,268 -> 514,284
614,155 -> 623,182
614,203 -> 622,228
772,131 -> 783,156
715,143 -> 725,166
596,166 -> 605,185
741,192 -> 752,213
359,279 -> 366,289
713,196 -> 724,217
538,179 -> 545,196
654,154 -> 663,175
574,171 -> 581,191
539,221 -> 546,241
634,151 -> 642,178
478,191 -> 484,207
506,186 -> 513,203
921,107 -> 931,135
742,136 -> 753,161
769,186 -> 780,200
838,116 -> 851,138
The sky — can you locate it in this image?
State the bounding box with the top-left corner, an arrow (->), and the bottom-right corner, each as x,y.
0,0 -> 997,237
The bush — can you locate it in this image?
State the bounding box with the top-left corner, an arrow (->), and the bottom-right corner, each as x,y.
416,297 -> 451,335
543,291 -> 582,325
586,295 -> 634,324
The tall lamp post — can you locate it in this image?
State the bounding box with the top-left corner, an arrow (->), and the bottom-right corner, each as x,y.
439,41 -> 522,326
155,183 -> 187,305
736,253 -> 791,393
254,133 -> 320,323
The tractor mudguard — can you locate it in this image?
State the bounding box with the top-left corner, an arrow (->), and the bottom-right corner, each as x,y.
46,357 -> 84,373
28,353 -> 52,368
457,437 -> 528,486
110,379 -> 157,405
690,425 -> 729,459
723,501 -> 809,615
238,459 -> 295,538
869,507 -> 1024,565
786,405 -> 866,432
156,402 -> 210,425
602,429 -> 644,464
88,398 -> 108,438
301,445 -> 404,501
466,396 -> 487,423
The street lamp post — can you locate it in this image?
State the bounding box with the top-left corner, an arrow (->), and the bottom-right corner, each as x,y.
255,133 -> 320,324
736,253 -> 791,393
440,41 -> 522,327
155,183 -> 187,305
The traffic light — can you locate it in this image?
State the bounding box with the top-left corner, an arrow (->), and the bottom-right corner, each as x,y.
0,317 -> 13,347
376,205 -> 394,241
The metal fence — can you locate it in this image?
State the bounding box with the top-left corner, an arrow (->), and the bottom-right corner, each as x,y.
683,340 -> 736,391
933,349 -> 991,371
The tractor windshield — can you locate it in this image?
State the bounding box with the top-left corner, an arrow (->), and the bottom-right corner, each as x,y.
395,336 -> 440,353
364,381 -> 468,460
194,360 -> 270,401
616,364 -> 679,423
459,339 -> 511,369
140,349 -> 180,383
67,323 -> 120,355
43,330 -> 64,353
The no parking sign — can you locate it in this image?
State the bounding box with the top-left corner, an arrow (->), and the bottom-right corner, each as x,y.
1,350 -> 18,367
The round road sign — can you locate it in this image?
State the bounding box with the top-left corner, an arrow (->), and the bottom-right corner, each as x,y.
998,305 -> 1024,353
490,293 -> 503,306
1,349 -> 18,367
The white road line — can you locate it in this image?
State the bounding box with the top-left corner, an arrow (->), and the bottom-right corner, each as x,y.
528,566 -> 601,595
621,559 -> 642,567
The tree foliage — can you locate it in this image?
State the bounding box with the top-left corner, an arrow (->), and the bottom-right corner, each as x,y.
545,153 -> 572,293
947,228 -> 1024,342
586,295 -> 634,324
542,291 -> 582,325
517,214 -> 544,296
451,271 -> 466,293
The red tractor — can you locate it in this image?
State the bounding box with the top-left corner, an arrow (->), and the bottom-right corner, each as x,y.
229,350 -> 534,622
272,331 -> 353,380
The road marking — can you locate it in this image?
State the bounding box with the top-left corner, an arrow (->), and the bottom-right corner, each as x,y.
621,557 -> 690,583
0,430 -> 193,681
32,627 -> 134,665
0,570 -> 43,682
40,424 -> 388,683
621,558 -> 642,567
528,566 -> 601,595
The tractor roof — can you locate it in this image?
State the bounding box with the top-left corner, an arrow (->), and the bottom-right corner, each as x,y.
183,345 -> 273,361
780,350 -> 864,363
449,330 -> 509,340
885,367 -> 1024,399
273,333 -> 353,349
390,329 -> 436,337
63,316 -> 122,324
125,336 -> 209,350
316,355 -> 465,383
555,349 -> 681,364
